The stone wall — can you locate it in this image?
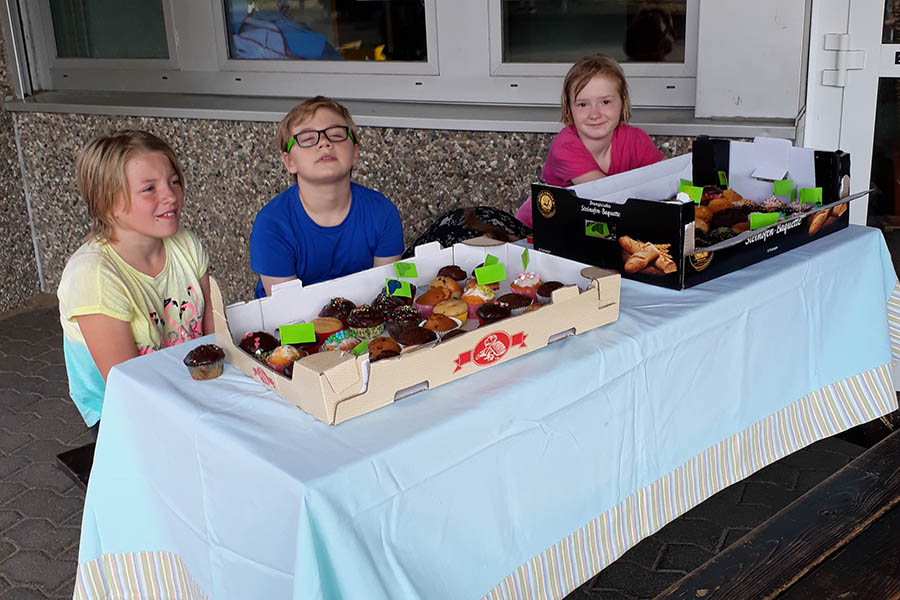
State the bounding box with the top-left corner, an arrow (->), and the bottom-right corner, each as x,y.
12,110 -> 693,306
0,45 -> 39,313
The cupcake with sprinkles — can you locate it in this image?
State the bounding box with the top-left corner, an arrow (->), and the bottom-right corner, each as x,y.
510,271 -> 542,300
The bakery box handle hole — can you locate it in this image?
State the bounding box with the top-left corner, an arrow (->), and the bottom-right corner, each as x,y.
548,328 -> 576,345
395,380 -> 430,401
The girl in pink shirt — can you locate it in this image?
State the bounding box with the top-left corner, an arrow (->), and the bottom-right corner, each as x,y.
516,54 -> 664,228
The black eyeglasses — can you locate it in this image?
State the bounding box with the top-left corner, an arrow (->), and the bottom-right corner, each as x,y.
286,126 -> 355,152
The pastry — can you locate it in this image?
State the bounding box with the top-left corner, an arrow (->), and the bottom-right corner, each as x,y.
319,298 -> 356,326
475,302 -> 511,325
422,313 -> 459,334
386,305 -> 422,337
536,281 -> 564,304
320,330 -> 362,353
367,336 -> 401,362
266,344 -> 301,373
707,197 -> 733,215
312,317 -> 344,346
433,299 -> 468,325
495,292 -> 533,316
440,329 -> 467,342
429,275 -> 463,299
414,286 -> 452,318
346,305 -> 385,341
372,292 -> 406,316
510,272 -> 542,300
437,265 -> 467,282
183,344 -> 225,381
462,280 -> 495,320
624,244 -> 660,274
709,208 -> 749,230
470,263 -> 501,290
239,331 -> 278,361
394,326 -> 438,347
694,205 -> 713,221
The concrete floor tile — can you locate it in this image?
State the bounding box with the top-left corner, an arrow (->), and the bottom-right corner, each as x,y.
2,585 -> 55,599
656,543 -> 714,574
0,511 -> 22,535
716,527 -> 751,552
0,391 -> 40,415
12,441 -> 71,464
20,400 -> 79,425
738,480 -> 803,509
591,560 -> 682,599
651,517 -> 721,553
0,433 -> 33,456
0,483 -> 26,506
13,420 -> 84,445
8,465 -> 73,495
618,536 -> 664,570
0,458 -> 29,481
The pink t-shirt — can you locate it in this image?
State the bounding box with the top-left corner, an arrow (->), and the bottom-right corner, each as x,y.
516,124 -> 664,228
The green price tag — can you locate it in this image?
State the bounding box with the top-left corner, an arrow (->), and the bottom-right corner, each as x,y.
521,248 -> 530,271
484,254 -> 499,266
385,278 -> 412,298
790,187 -> 796,203
749,213 -> 779,230
279,322 -> 315,344
680,178 -> 693,187
679,183 -> 703,204
799,187 -> 822,206
475,263 -> 506,286
773,179 -> 793,196
394,262 -> 418,278
717,170 -> 728,186
352,340 -> 368,357
585,221 -> 610,238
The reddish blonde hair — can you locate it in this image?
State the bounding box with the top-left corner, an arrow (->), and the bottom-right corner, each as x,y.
75,130 -> 184,243
275,96 -> 359,153
560,54 -> 631,126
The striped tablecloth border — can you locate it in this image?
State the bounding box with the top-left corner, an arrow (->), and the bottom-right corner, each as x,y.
75,283 -> 900,600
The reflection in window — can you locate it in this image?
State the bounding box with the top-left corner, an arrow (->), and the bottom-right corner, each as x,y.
502,0 -> 686,64
224,0 -> 426,61
49,0 -> 168,59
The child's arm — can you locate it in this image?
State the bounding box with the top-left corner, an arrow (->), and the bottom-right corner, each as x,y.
199,272 -> 215,335
373,255 -> 402,268
75,314 -> 139,381
571,171 -> 605,184
259,275 -> 297,297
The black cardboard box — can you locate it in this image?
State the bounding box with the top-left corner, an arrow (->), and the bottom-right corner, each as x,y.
531,136 -> 853,290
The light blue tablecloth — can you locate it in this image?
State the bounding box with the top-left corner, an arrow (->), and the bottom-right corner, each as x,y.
79,226 -> 897,600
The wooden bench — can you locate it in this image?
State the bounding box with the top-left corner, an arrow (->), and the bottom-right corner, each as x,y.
655,428 -> 900,600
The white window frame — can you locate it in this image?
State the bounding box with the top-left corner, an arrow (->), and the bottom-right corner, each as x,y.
18,0 -> 698,109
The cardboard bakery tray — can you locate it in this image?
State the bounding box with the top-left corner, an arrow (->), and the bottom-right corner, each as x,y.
211,239 -> 621,425
531,136 -> 855,290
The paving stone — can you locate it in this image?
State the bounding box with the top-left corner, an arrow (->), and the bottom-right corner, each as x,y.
9,464 -> 74,495
743,461 -> 800,490
22,399 -> 79,425
12,441 -> 71,464
0,373 -> 48,395
50,577 -> 76,599
680,496 -> 775,531
0,390 -> 41,415
0,457 -> 30,480
717,527 -> 751,552
794,468 -> 837,491
52,543 -> 77,563
14,419 -> 85,445
0,510 -> 22,534
4,519 -> 80,557
0,412 -> 40,434
591,560 -> 681,599
0,432 -> 33,456
0,550 -> 74,591
618,536 -> 664,570
651,517 -> 722,553
0,355 -> 51,375
4,490 -> 82,526
583,588 -> 636,600
0,482 -> 26,505
0,576 -> 10,596
779,446 -> 856,471
3,584 -> 55,599
16,343 -> 58,361
738,480 -> 803,509
656,543 -> 714,574
24,381 -> 70,403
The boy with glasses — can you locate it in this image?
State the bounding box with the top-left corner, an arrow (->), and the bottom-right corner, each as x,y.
250,96 -> 404,298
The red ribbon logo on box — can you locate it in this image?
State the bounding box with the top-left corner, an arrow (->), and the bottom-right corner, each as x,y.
454,331 -> 527,372
252,366 -> 275,388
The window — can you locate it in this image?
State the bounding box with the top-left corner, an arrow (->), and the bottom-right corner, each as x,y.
15,0 -> 697,109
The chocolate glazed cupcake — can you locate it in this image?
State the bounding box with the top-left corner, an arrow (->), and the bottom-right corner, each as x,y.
319,297 -> 356,326
394,326 -> 438,348
346,304 -> 386,341
183,344 -> 226,380
495,292 -> 533,316
437,265 -> 467,282
476,302 -> 511,325
386,305 -> 422,337
239,331 -> 279,361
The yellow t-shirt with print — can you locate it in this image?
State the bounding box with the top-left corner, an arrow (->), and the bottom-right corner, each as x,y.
58,228 -> 208,425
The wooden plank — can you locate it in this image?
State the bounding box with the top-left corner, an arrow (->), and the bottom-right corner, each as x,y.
654,429 -> 900,600
777,502 -> 900,600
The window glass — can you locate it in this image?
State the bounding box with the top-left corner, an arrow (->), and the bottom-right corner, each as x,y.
502,0 -> 686,64
223,0 -> 427,61
49,0 -> 168,59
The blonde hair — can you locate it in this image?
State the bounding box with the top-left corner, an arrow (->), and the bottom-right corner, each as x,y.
275,96 -> 359,153
75,130 -> 184,243
560,54 -> 631,126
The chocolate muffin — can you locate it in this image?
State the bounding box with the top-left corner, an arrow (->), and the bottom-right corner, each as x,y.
373,292 -> 406,316
495,293 -> 533,313
386,305 -> 422,337
368,336 -> 402,362
476,302 -> 511,325
346,304 -> 386,341
238,331 -> 279,360
440,328 -> 467,342
437,264 -> 467,282
536,281 -> 565,304
183,344 -> 226,380
394,326 -> 438,347
709,207 -> 749,230
319,297 -> 356,325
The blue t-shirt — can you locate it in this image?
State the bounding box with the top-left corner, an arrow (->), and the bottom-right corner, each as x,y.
250,182 -> 404,298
